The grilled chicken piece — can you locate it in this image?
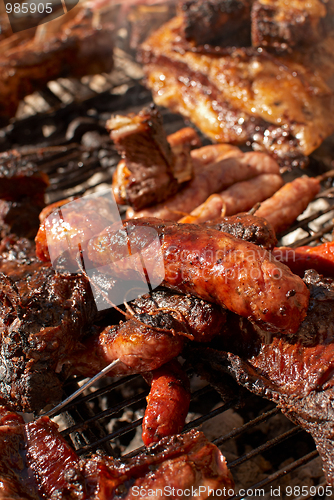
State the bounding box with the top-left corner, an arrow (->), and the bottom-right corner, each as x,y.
0,7 -> 114,124
127,148 -> 280,220
255,176 -> 320,234
87,218 -> 309,335
178,0 -> 252,46
251,0 -> 332,52
139,16 -> 334,165
24,413 -> 235,500
109,106 -> 198,211
188,270 -> 334,485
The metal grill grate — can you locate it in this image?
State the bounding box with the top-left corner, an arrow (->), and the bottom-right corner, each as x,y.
2,55 -> 334,499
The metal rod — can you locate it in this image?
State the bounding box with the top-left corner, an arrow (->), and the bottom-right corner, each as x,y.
41,359 -> 122,419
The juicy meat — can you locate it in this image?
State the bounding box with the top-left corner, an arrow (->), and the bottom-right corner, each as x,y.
0,265 -> 96,412
178,0 -> 252,46
206,213 -> 278,249
189,270 -> 334,485
139,16 -> 334,164
0,406 -> 38,499
216,173 -> 283,216
0,197 -> 45,240
108,105 -> 179,211
251,0 -> 331,51
24,410 -> 235,500
128,148 -> 280,220
87,218 -> 309,335
0,7 -> 114,124
142,359 -> 191,445
255,176 -> 320,234
178,194 -> 224,223
272,241 -> 334,278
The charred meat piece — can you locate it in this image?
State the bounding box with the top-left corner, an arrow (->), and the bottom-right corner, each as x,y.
178,0 -> 252,46
131,288 -> 226,343
189,270 -> 334,485
251,0 -> 331,52
0,7 -> 114,124
0,197 -> 45,240
139,16 -> 334,164
87,218 -> 309,335
207,212 -> 277,249
255,176 -> 320,234
109,105 -> 180,211
142,359 -> 191,445
0,266 -> 96,412
128,147 -> 280,220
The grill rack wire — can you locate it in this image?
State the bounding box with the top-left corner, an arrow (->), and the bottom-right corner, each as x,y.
1,48 -> 334,500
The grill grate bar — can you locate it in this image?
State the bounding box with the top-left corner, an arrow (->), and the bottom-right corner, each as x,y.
213,407 -> 280,447
230,450 -> 319,500
288,222 -> 334,247
228,426 -> 303,469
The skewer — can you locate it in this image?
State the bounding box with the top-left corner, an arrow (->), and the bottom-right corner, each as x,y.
40,358 -> 123,419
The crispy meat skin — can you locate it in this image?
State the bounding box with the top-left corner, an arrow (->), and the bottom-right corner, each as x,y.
0,197 -> 45,240
87,218 -> 309,335
189,271 -> 334,485
109,105 -> 179,211
0,8 -> 114,124
0,266 -> 96,412
142,359 -> 190,445
139,16 -> 334,163
251,0 -> 331,51
178,0 -> 252,46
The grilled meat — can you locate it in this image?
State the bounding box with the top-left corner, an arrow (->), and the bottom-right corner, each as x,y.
0,7 -> 114,124
178,194 -> 225,223
0,197 -> 44,240
178,0 -> 252,46
188,270 -> 334,485
87,218 -> 309,335
251,0 -> 332,52
142,359 -> 190,445
255,176 -> 320,234
206,213 -> 277,249
273,241 -> 334,278
0,265 -> 96,412
127,147 -> 280,220
25,413 -> 235,500
139,16 -> 334,164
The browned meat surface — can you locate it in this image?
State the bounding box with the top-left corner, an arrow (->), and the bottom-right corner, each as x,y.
255,176 -> 320,234
251,0 -> 331,51
127,149 -> 280,220
87,218 -> 309,335
35,196 -> 118,264
139,16 -> 334,164
109,105 -> 179,210
188,270 -> 334,485
0,152 -> 49,200
216,173 -> 283,216
178,194 -> 224,223
0,197 -> 45,240
142,359 -> 190,445
178,0 -> 252,46
24,410 -> 234,500
0,406 -> 39,499
166,126 -> 201,184
0,7 -> 114,124
131,288 -> 226,343
207,213 -> 277,249
0,266 -> 96,412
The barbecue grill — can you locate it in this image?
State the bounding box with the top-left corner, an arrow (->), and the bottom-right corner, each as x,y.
1,46 -> 334,499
